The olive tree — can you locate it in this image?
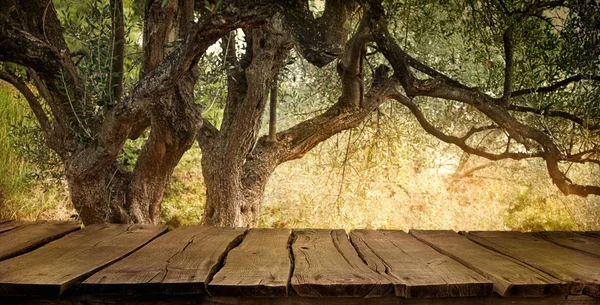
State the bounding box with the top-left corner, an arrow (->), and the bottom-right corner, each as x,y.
0,0 -> 598,226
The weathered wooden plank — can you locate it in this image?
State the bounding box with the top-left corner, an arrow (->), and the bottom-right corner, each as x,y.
466,231 -> 600,297
3,295 -> 600,305
350,230 -> 492,298
83,226 -> 246,295
0,224 -> 166,296
410,230 -> 567,297
0,220 -> 20,234
582,231 -> 600,240
208,228 -> 292,297
0,221 -> 80,261
535,232 -> 600,258
291,229 -> 393,297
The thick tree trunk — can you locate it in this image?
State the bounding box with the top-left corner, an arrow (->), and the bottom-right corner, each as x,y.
0,0 -> 278,226
201,169 -> 264,227
127,71 -> 201,224
197,17 -> 292,227
200,150 -> 273,227
64,71 -> 200,226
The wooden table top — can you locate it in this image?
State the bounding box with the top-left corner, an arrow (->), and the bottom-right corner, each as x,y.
0,221 -> 599,304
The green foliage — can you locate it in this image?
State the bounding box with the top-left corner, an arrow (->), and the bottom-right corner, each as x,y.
0,85 -> 30,199
195,50 -> 229,128
0,84 -> 74,220
504,186 -> 579,231
160,143 -> 206,227
57,0 -> 142,108
1,0 -> 598,231
118,134 -> 146,170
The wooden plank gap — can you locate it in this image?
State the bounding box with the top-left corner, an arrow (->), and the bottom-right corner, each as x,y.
459,230 -> 568,281
207,229 -> 291,296
464,231 -> 600,297
287,230 -> 297,297
534,232 -> 600,258
0,224 -> 167,296
290,229 -> 393,297
203,229 -> 250,295
0,221 -> 81,261
0,220 -> 20,234
410,230 -> 567,297
461,231 -> 580,293
348,230 -> 406,297
351,230 -> 492,298
83,226 -> 247,295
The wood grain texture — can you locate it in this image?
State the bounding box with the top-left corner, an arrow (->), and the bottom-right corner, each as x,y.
291,229 -> 393,297
466,231 -> 600,297
208,228 -> 292,296
582,231 -> 600,240
0,224 -> 165,296
410,230 -> 567,297
0,220 -> 20,234
535,232 -> 600,258
350,230 -> 492,298
0,221 -> 80,261
83,226 -> 246,295
3,295 -> 600,305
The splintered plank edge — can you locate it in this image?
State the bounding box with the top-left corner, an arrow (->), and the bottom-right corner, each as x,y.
0,220 -> 20,234
535,232 -> 600,258
0,221 -> 81,261
410,230 -> 568,298
465,231 -> 600,298
82,226 -> 247,295
290,229 -> 393,297
207,228 -> 292,297
0,224 -> 167,296
350,230 -> 492,298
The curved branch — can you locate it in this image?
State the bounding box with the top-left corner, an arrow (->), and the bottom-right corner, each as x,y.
389,91 -> 541,161
368,6 -> 600,196
462,124 -> 500,140
511,74 -> 600,97
507,104 -> 597,129
0,70 -> 51,133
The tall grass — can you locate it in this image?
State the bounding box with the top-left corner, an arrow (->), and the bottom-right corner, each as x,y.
0,85 -> 30,203
0,84 -> 74,221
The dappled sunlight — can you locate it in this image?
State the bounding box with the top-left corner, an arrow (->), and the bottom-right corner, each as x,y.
261,139 -> 600,231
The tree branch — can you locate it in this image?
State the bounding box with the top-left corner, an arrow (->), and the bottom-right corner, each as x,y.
501,30 -> 513,102
257,70 -> 397,168
109,0 -> 125,103
0,70 -> 52,133
511,74 -> 600,97
389,91 -> 541,161
507,104 -> 598,129
462,124 -> 500,140
267,77 -> 278,143
367,5 -> 600,196
281,0 -> 355,67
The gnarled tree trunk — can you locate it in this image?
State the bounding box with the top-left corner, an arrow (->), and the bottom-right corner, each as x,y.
0,0 -> 274,225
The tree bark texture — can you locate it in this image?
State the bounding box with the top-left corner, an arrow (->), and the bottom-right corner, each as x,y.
0,0 -> 274,225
